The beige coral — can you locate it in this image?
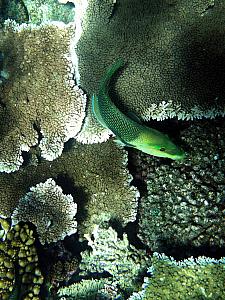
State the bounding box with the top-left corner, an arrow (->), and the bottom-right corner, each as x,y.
11,178 -> 77,244
0,20 -> 86,172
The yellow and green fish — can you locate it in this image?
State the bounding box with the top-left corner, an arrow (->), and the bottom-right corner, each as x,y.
92,59 -> 185,160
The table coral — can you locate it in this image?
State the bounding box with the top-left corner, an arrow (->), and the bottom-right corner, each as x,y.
12,178 -> 77,244
0,20 -> 86,172
0,218 -> 43,300
129,253 -> 225,300
0,139 -> 138,237
136,119 -> 225,256
74,0 -> 225,143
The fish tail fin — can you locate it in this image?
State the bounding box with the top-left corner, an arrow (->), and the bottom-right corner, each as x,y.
100,58 -> 125,91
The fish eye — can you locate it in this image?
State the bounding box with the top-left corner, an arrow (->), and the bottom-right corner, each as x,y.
160,147 -> 166,152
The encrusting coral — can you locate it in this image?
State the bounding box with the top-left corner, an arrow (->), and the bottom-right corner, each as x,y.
0,20 -> 86,173
128,252 -> 225,300
136,119 -> 225,255
0,139 -> 138,237
0,217 -> 43,300
74,0 -> 225,143
12,178 -> 77,245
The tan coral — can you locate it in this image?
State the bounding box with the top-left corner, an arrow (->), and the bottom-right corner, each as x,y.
0,139 -> 138,237
12,178 -> 77,244
0,20 -> 86,173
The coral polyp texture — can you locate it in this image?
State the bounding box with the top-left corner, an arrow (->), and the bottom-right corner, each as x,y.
137,119 -> 225,255
0,218 -> 43,300
0,20 -> 86,172
129,253 -> 225,300
75,0 -> 225,142
12,178 -> 77,244
0,139 -> 138,236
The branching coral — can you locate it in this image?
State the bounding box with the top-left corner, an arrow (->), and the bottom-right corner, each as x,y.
0,217 -> 43,300
23,0 -> 75,24
80,225 -> 149,295
0,20 -> 86,172
12,178 -> 77,244
128,252 -> 225,300
74,0 -> 225,143
57,279 -> 107,300
136,119 -> 225,255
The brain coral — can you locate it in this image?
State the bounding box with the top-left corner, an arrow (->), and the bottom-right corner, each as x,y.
0,139 -> 138,237
75,0 -> 225,143
12,178 -> 77,244
129,252 -> 225,300
0,20 -> 86,172
136,118 -> 225,256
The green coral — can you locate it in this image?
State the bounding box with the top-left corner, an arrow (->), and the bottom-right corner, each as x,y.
0,217 -> 43,300
129,253 -> 225,300
23,0 -> 75,24
57,279 -> 107,300
80,225 -> 149,296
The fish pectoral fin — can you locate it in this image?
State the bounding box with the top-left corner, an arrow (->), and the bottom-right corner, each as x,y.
114,137 -> 135,148
127,111 -> 142,124
92,94 -> 108,128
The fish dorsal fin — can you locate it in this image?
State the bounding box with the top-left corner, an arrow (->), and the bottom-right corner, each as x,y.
127,111 -> 142,124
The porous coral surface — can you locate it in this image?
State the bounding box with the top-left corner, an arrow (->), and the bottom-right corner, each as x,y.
12,178 -> 77,244
0,20 -> 86,172
129,253 -> 225,300
0,140 -> 138,236
136,119 -> 225,255
75,0 -> 225,142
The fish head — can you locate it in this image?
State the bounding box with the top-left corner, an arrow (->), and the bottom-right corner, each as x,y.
136,130 -> 186,160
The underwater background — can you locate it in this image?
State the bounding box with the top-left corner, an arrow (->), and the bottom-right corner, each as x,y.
0,0 -> 224,299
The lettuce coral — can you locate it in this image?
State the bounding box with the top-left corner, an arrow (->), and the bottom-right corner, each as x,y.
74,0 -> 225,143
0,20 -> 86,172
12,178 -> 77,244
128,253 -> 225,300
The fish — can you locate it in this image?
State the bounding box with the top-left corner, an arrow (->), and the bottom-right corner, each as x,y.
92,59 -> 185,160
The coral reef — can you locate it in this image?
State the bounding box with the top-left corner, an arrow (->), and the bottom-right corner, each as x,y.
136,119 -> 225,255
0,217 -> 43,300
0,20 -> 86,172
57,279 -> 107,300
0,0 -> 28,24
75,0 -> 225,143
80,224 -> 149,295
128,252 -> 225,300
23,0 -> 75,24
0,139 -> 138,236
12,178 -> 77,245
